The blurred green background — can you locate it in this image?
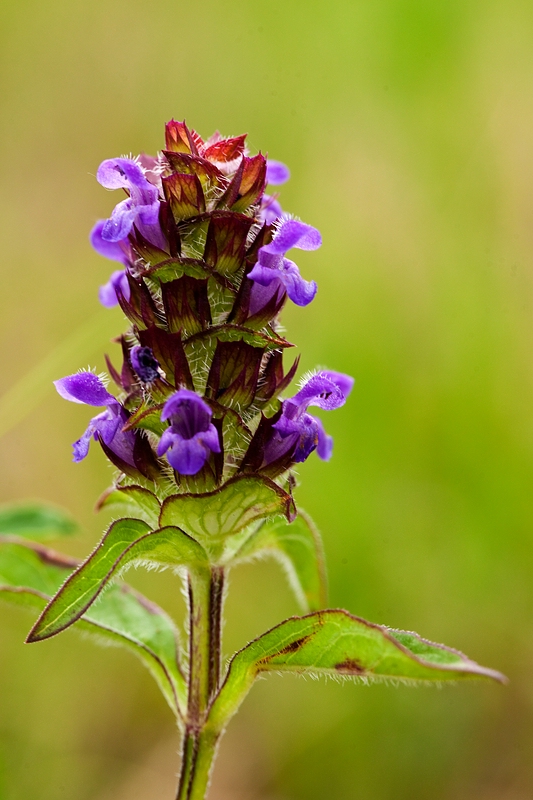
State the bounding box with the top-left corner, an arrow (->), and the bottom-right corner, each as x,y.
1,0 -> 532,797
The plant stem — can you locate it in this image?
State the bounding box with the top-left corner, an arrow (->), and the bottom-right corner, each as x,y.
176,566 -> 225,800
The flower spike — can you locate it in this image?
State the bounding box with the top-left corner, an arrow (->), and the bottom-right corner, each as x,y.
77,120 -> 349,487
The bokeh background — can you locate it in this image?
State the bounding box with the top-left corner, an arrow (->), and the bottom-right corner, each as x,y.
1,0 -> 533,797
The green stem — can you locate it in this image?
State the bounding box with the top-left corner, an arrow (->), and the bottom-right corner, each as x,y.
176,566 -> 225,800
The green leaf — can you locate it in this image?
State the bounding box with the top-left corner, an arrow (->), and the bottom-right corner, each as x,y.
219,407 -> 253,481
96,485 -> 161,526
141,257 -> 210,284
123,403 -> 166,436
0,502 -> 77,541
159,475 -> 296,548
207,610 -> 506,733
27,518 -> 208,642
0,539 -> 185,716
229,511 -> 327,612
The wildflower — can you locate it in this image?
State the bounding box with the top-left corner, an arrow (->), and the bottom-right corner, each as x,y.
96,157 -> 166,250
248,217 -> 321,308
98,269 -> 131,308
266,160 -> 290,185
262,370 -> 354,466
157,390 -> 221,475
54,372 -> 136,466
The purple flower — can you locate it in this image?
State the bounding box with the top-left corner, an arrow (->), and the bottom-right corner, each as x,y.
96,157 -> 166,250
259,194 -> 284,226
263,370 -> 354,466
90,220 -> 132,308
54,371 -> 136,465
130,346 -> 160,383
157,390 -> 221,475
266,160 -> 290,185
90,219 -> 130,264
98,269 -> 131,308
248,218 -> 321,308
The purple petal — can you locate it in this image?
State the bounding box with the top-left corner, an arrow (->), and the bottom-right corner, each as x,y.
98,270 -> 130,308
279,258 -> 317,306
136,202 -> 160,227
90,220 -> 128,263
319,370 -> 355,400
262,429 -> 299,466
165,436 -> 210,475
315,417 -> 333,461
157,428 -> 176,457
101,198 -> 136,242
199,423 -> 222,454
292,413 -> 321,463
259,194 -> 283,225
135,219 -> 167,251
97,158 -> 148,190
72,423 -> 96,462
266,160 -> 290,185
262,219 -> 322,256
161,390 -> 212,432
54,372 -> 116,407
91,409 -> 122,446
248,279 -> 286,317
292,374 -> 347,411
247,261 -> 281,287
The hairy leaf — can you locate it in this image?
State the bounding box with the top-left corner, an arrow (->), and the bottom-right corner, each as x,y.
207,610 -> 506,733
0,502 -> 77,541
159,475 -> 296,547
229,511 -> 327,612
0,539 -> 185,716
27,519 -> 207,642
96,486 -> 161,526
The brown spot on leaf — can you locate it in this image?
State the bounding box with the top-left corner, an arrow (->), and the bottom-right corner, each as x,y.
259,634 -> 314,665
335,658 -> 365,674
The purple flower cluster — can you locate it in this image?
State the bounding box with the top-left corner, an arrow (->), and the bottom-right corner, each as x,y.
55,120 -> 353,482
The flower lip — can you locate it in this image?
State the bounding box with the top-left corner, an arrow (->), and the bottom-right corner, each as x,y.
158,389 -> 221,475
262,218 -> 322,255
98,270 -> 130,308
90,220 -> 129,263
96,158 -> 148,190
54,372 -> 116,407
291,370 -> 354,411
160,389 -> 212,430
